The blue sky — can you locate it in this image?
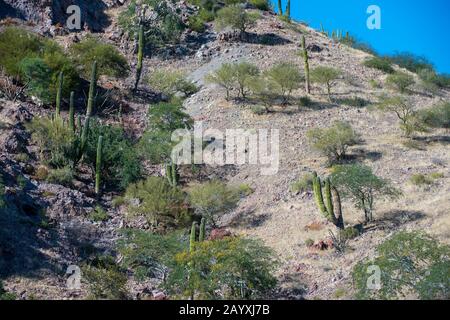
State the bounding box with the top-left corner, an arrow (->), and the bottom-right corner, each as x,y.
272,0 -> 450,74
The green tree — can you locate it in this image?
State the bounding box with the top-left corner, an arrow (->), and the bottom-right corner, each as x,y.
124,177 -> 189,233
385,71 -> 415,93
166,237 -> 277,300
187,180 -> 241,227
310,66 -> 341,102
147,69 -> 198,98
205,63 -> 235,100
265,62 -> 302,104
233,62 -> 260,99
215,5 -> 260,38
331,164 -> 401,223
418,102 -> 450,130
353,231 -> 449,300
307,121 -> 360,165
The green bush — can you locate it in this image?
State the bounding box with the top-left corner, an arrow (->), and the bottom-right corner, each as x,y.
0,280 -> 16,300
353,231 -> 450,300
337,96 -> 369,108
339,227 -> 360,240
307,121 -> 360,164
0,27 -> 79,103
386,53 -> 434,74
265,62 -> 303,104
187,180 -> 241,227
85,120 -> 142,190
418,102 -> 450,130
26,117 -> 78,168
331,164 -> 401,222
167,237 -> 277,299
298,96 -> 313,108
385,71 -> 415,93
89,205 -> 109,222
46,166 -> 74,187
233,62 -> 260,99
147,70 -> 198,98
249,0 -> 270,10
119,0 -> 186,49
82,255 -> 129,300
70,36 -> 129,79
290,173 -> 314,193
363,57 -> 394,74
215,5 -> 260,36
310,66 -> 341,101
205,63 -> 236,100
410,174 -> 433,186
124,177 -> 190,232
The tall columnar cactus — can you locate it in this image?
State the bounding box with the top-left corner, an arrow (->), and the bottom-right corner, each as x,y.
69,91 -> 75,133
277,0 -> 283,16
133,24 -> 144,92
189,221 -> 197,252
301,36 -> 311,94
199,217 -> 206,242
166,162 -> 179,187
95,135 -> 103,196
285,0 -> 291,21
312,172 -> 344,229
55,71 -> 64,117
80,62 -> 97,158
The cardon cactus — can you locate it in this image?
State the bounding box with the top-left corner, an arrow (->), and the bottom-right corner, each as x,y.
277,0 -> 283,15
189,221 -> 197,252
301,36 -> 311,94
312,172 -> 344,229
166,162 -> 179,187
133,24 -> 144,92
95,135 -> 103,196
69,91 -> 75,133
55,71 -> 63,117
285,0 -> 291,21
79,61 -> 97,158
199,217 -> 206,242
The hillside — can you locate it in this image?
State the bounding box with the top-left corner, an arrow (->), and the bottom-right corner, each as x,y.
0,0 -> 449,300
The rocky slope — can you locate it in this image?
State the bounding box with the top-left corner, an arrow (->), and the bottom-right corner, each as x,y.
0,1 -> 449,300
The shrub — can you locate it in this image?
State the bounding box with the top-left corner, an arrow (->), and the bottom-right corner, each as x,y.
331,164 -> 401,222
147,70 -> 198,98
249,0 -> 270,10
89,205 -> 109,222
339,227 -> 360,240
265,62 -> 303,104
26,117 -> 78,168
124,177 -> 189,232
187,180 -> 241,227
0,280 -> 15,300
307,121 -> 359,164
385,71 -> 415,93
310,66 -> 341,101
337,96 -> 369,108
352,231 -> 450,300
215,5 -> 260,36
166,237 -> 277,299
290,173 -> 314,193
386,53 -> 434,74
70,36 -> 129,79
374,95 -> 426,137
118,229 -> 186,280
304,239 -> 314,247
205,63 -> 236,100
233,62 -> 260,99
0,27 -> 79,103
298,96 -> 313,108
82,255 -> 129,300
46,166 -> 74,187
418,102 -> 450,130
85,120 -> 142,190
410,174 -> 433,186
363,57 -> 394,74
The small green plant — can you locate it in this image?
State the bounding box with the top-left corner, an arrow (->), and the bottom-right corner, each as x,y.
369,79 -> 381,89
0,280 -> 16,300
95,135 -> 103,196
418,102 -> 450,130
89,206 -> 109,222
339,227 -> 360,240
46,166 -> 74,187
82,255 -> 129,300
304,238 -> 314,247
133,24 -> 144,91
265,62 -> 303,105
337,96 -> 369,108
249,0 -> 270,11
298,96 -> 313,108
352,231 -> 450,300
205,63 -> 235,100
290,173 -> 314,193
385,71 -> 415,93
301,36 -> 311,94
307,121 -> 360,165
363,57 -> 394,74
310,66 -> 341,102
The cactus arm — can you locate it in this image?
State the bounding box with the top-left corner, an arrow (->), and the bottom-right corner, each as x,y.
199,217 -> 206,242
86,61 -> 97,117
189,222 -> 197,252
55,71 -> 63,117
277,0 -> 283,15
134,24 -> 144,92
324,178 -> 337,223
332,186 -> 344,229
69,91 -> 75,133
312,172 -> 327,214
301,36 -> 311,94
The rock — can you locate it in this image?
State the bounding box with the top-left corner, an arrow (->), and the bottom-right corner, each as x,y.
3,128 -> 29,154
208,228 -> 232,240
307,44 -> 323,53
